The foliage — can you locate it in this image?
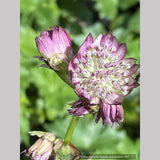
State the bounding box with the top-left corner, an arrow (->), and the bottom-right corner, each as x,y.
20,0 -> 140,159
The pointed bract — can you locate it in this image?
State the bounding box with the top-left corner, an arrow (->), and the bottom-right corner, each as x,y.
77,33 -> 93,59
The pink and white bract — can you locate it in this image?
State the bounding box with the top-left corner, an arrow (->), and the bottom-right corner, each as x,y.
68,32 -> 139,127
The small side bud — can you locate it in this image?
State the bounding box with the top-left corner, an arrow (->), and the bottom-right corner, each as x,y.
35,26 -> 75,88
21,138 -> 53,160
21,131 -> 81,160
35,26 -> 74,71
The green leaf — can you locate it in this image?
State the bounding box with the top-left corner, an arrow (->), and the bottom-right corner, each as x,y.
20,26 -> 38,56
20,0 -> 43,14
29,68 -> 77,120
127,8 -> 140,33
123,87 -> 140,124
113,28 -> 134,43
73,22 -> 106,47
113,28 -> 140,64
20,0 -> 60,30
126,38 -> 140,64
94,0 -> 119,20
119,0 -> 139,10
34,2 -> 60,29
20,108 -> 30,146
58,0 -> 93,24
111,13 -> 131,30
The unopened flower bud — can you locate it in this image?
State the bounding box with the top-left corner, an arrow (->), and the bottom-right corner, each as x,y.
35,26 -> 75,88
35,26 -> 74,71
22,131 -> 81,160
21,131 -> 55,160
22,138 -> 53,160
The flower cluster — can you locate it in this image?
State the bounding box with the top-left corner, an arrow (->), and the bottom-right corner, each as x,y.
35,26 -> 139,127
68,33 -> 139,127
21,131 -> 81,160
23,26 -> 139,160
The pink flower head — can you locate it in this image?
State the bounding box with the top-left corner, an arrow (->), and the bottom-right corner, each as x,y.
21,131 -> 55,160
35,26 -> 74,70
21,131 -> 82,160
68,32 -> 139,127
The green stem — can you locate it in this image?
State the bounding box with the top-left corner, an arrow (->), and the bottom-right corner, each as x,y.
55,69 -> 75,89
64,116 -> 79,145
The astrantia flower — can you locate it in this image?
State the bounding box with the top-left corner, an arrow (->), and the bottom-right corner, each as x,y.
21,131 -> 81,160
34,26 -> 74,88
35,26 -> 74,71
21,131 -> 55,160
68,32 -> 139,127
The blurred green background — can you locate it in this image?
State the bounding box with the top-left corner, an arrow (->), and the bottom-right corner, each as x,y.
20,0 -> 140,159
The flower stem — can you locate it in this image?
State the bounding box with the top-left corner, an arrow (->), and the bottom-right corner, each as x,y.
55,69 -> 75,89
64,116 -> 79,145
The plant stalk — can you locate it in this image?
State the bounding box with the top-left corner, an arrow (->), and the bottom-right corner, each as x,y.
64,116 -> 79,145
